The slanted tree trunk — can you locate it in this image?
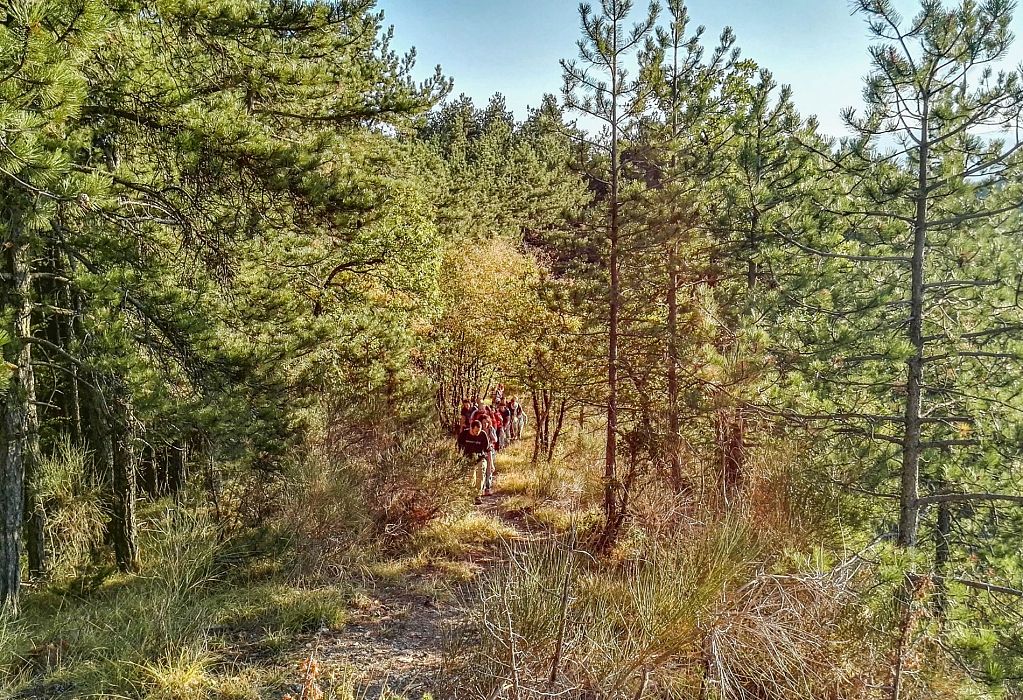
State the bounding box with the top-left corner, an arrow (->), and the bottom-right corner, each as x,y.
547,398 -> 568,463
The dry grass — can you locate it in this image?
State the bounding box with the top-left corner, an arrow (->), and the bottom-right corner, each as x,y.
7,422 -> 975,700
451,513 -> 894,700
442,424 -> 918,700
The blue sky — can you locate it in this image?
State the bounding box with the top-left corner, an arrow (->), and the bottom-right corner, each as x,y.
377,0 -> 1023,137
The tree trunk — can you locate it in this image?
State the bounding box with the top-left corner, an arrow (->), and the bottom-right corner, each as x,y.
547,398 -> 568,463
890,102 -> 930,700
14,242 -> 43,577
140,442 -> 159,498
2,235 -> 41,609
604,31 -> 621,542
84,374 -> 140,572
109,394 -> 139,572
934,497 -> 951,617
1,383 -> 26,612
167,439 -> 188,497
899,106 -> 929,550
667,244 -> 682,490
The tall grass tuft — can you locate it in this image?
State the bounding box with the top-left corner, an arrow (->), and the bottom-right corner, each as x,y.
36,437 -> 106,577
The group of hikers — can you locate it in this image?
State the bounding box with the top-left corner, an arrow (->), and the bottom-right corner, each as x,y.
455,383 -> 526,501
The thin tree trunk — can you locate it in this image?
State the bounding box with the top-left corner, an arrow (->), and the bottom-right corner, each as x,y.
11,235 -> 44,583
604,23 -> 621,542
667,244 -> 682,490
890,101 -> 930,700
168,439 -> 187,497
547,398 -> 568,463
66,255 -> 85,446
934,497 -> 951,617
141,443 -> 159,498
899,105 -> 929,550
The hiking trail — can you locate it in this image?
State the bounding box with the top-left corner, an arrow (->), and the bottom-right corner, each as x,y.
311,450 -> 539,699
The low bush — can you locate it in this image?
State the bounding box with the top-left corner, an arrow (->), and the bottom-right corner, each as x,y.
364,435 -> 469,543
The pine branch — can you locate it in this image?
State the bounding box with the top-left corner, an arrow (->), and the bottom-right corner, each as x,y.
916,493 -> 1023,507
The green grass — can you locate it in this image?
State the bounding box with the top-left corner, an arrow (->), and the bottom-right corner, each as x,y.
366,508 -> 521,584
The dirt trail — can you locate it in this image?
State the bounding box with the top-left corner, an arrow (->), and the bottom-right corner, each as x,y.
316,483 -> 532,699
317,585 -> 463,698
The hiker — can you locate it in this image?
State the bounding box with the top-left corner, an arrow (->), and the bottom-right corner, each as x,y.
469,401 -> 488,426
494,383 -> 505,404
459,397 -> 473,431
512,397 -> 526,438
499,401 -> 513,445
508,398 -> 522,440
457,419 -> 493,499
479,414 -> 498,494
491,405 -> 506,450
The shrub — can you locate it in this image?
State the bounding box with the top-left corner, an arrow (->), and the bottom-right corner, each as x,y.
363,435 -> 468,543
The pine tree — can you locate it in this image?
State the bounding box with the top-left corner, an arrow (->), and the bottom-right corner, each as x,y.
0,0 -> 105,611
777,0 -> 1023,690
2,0 -> 449,609
627,1 -> 745,492
561,0 -> 658,544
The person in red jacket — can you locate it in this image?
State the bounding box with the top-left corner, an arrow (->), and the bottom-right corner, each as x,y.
490,407 -> 504,450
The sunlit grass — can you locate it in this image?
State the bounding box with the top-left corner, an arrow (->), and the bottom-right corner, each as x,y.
411,510 -> 520,560
141,646 -> 216,700
3,429 -> 591,699
213,583 -> 350,634
1,506 -> 356,699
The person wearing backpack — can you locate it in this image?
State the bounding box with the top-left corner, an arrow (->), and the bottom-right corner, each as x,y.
479,413 -> 499,495
513,397 -> 526,438
505,398 -> 517,440
459,398 -> 474,431
457,419 -> 493,501
490,407 -> 505,451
